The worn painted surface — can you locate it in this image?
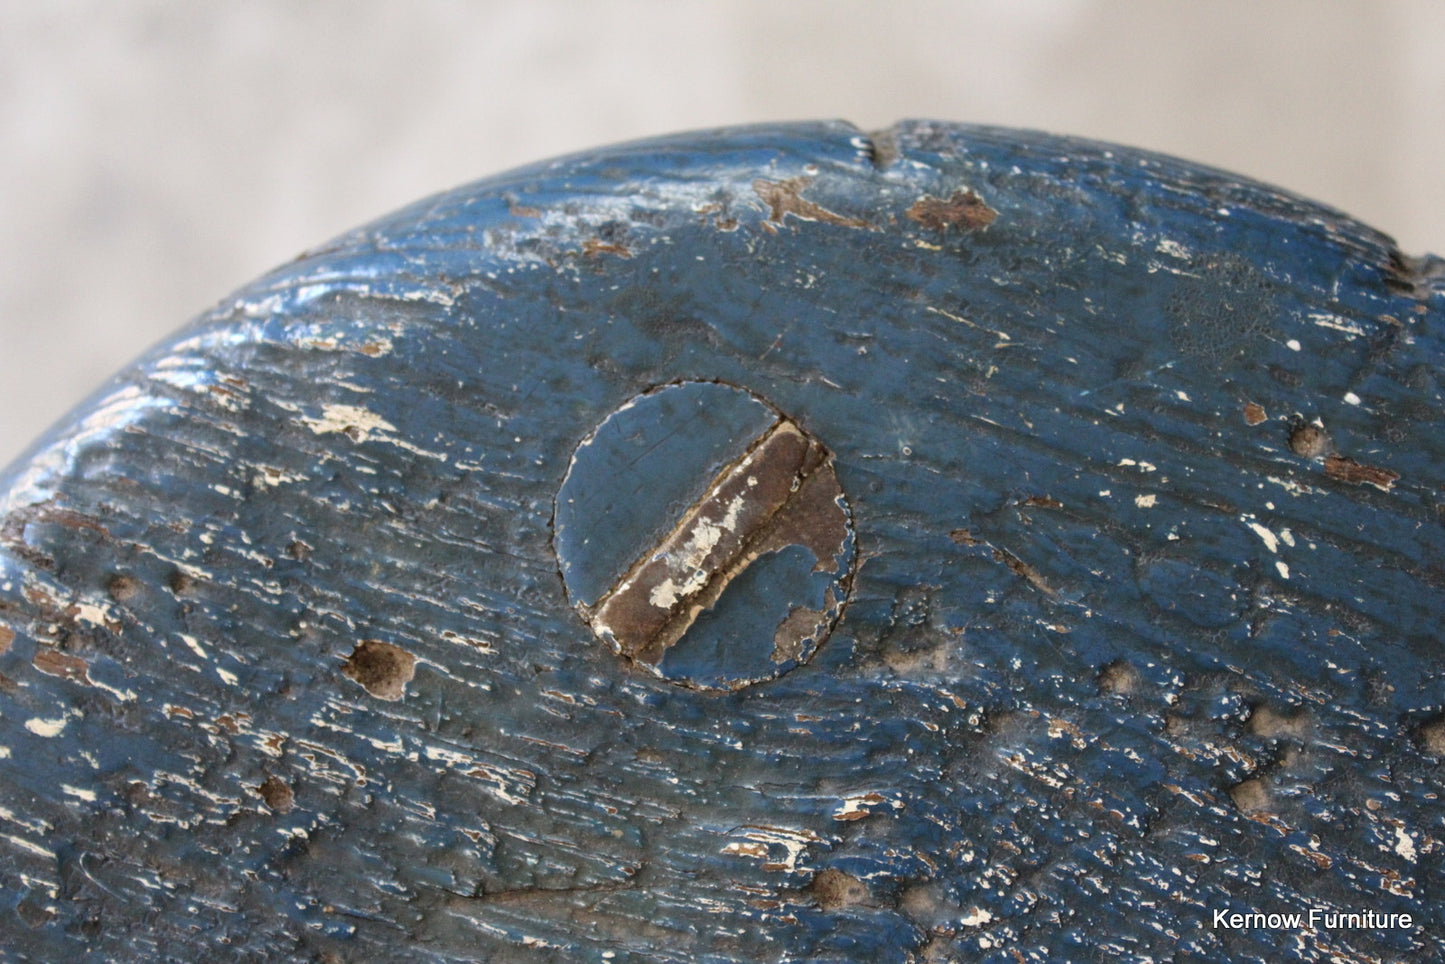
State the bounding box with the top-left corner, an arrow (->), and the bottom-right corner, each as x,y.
0,121 -> 1442,961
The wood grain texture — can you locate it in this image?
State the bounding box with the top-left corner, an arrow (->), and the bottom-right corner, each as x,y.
0,120 -> 1442,962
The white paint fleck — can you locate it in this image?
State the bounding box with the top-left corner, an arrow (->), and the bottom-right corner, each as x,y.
178,634 -> 209,660
1175,390 -> 1191,402
251,467 -> 308,491
1279,529 -> 1296,547
70,601 -> 111,628
1135,494 -> 1157,508
2,834 -> 54,860
648,491 -> 749,610
833,792 -> 902,821
1344,392 -> 1362,406
0,746 -> 8,759
720,825 -> 821,872
0,806 -> 50,841
298,332 -> 394,357
1275,561 -> 1291,580
88,674 -> 138,704
649,576 -> 687,611
217,668 -> 239,686
1267,475 -> 1318,498
1395,826 -> 1418,862
1286,339 -> 1302,352
1156,238 -> 1190,259
25,717 -> 67,738
1310,312 -> 1367,337
961,907 -> 994,927
300,404 -> 396,442
1243,518 -> 1280,553
1099,489 -> 1111,498
61,784 -> 96,803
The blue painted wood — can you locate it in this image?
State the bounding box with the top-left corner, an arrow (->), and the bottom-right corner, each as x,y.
0,121 -> 1442,962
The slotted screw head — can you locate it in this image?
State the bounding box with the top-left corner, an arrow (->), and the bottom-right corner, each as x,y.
553,382 -> 856,691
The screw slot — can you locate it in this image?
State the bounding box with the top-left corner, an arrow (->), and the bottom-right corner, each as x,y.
553,382 -> 855,691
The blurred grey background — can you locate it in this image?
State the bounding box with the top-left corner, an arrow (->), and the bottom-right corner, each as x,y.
2,0 -> 1442,469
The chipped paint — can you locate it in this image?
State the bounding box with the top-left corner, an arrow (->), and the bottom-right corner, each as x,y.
299,403 -> 397,442
61,784 -> 96,803
1243,517 -> 1280,553
1394,826 -> 1418,862
177,633 -> 209,660
906,189 -> 998,232
1309,312 -> 1368,337
1155,238 -> 1190,259
960,907 -> 994,927
721,825 -> 823,873
24,716 -> 68,738
3,833 -> 54,860
832,791 -> 902,822
753,176 -> 869,229
1324,455 -> 1399,491
69,600 -> 112,628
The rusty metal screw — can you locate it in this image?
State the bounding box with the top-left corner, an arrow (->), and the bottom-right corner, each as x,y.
553,381 -> 855,691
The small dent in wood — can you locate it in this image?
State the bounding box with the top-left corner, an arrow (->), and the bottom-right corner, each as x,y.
106,573 -> 140,603
342,640 -> 417,701
1098,660 -> 1140,697
1246,704 -> 1311,742
1416,716 -> 1445,758
1288,422 -> 1330,459
1228,777 -> 1272,814
809,867 -> 869,911
257,775 -> 295,813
